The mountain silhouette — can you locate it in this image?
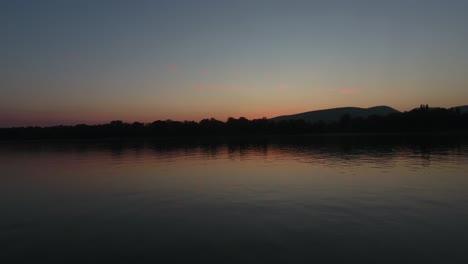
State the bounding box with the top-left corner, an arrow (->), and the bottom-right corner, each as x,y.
2,105 -> 468,140
271,106 -> 400,123
453,105 -> 468,114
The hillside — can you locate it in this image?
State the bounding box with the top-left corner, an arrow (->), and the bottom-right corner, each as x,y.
271,106 -> 400,123
453,105 -> 468,114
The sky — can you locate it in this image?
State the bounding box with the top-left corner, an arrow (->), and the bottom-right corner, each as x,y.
2,0 -> 468,126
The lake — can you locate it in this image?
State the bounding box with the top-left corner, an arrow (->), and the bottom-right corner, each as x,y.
1,135 -> 468,263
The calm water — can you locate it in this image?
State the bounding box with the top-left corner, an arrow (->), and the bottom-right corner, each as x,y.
1,136 -> 468,263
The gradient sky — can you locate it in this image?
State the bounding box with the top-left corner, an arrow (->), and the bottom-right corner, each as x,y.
2,0 -> 468,126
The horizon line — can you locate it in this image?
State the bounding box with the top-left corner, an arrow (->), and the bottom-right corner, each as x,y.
2,104 -> 467,128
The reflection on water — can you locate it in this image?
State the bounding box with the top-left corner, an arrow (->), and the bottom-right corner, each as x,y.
1,135 -> 468,263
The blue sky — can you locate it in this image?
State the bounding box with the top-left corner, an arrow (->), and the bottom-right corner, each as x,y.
2,0 -> 468,126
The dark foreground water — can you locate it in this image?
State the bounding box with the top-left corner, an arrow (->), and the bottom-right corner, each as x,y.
1,135 -> 468,263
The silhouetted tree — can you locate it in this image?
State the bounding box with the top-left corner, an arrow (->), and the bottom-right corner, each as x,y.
1,105 -> 468,140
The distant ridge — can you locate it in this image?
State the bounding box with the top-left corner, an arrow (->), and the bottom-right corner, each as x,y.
453,105 -> 468,114
2,105 -> 468,139
271,106 -> 400,123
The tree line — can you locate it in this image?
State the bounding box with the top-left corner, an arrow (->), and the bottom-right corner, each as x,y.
1,106 -> 467,139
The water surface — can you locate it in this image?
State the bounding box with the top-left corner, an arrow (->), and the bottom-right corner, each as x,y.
1,136 -> 468,263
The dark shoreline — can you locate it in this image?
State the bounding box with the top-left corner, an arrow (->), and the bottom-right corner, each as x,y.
2,106 -> 467,141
